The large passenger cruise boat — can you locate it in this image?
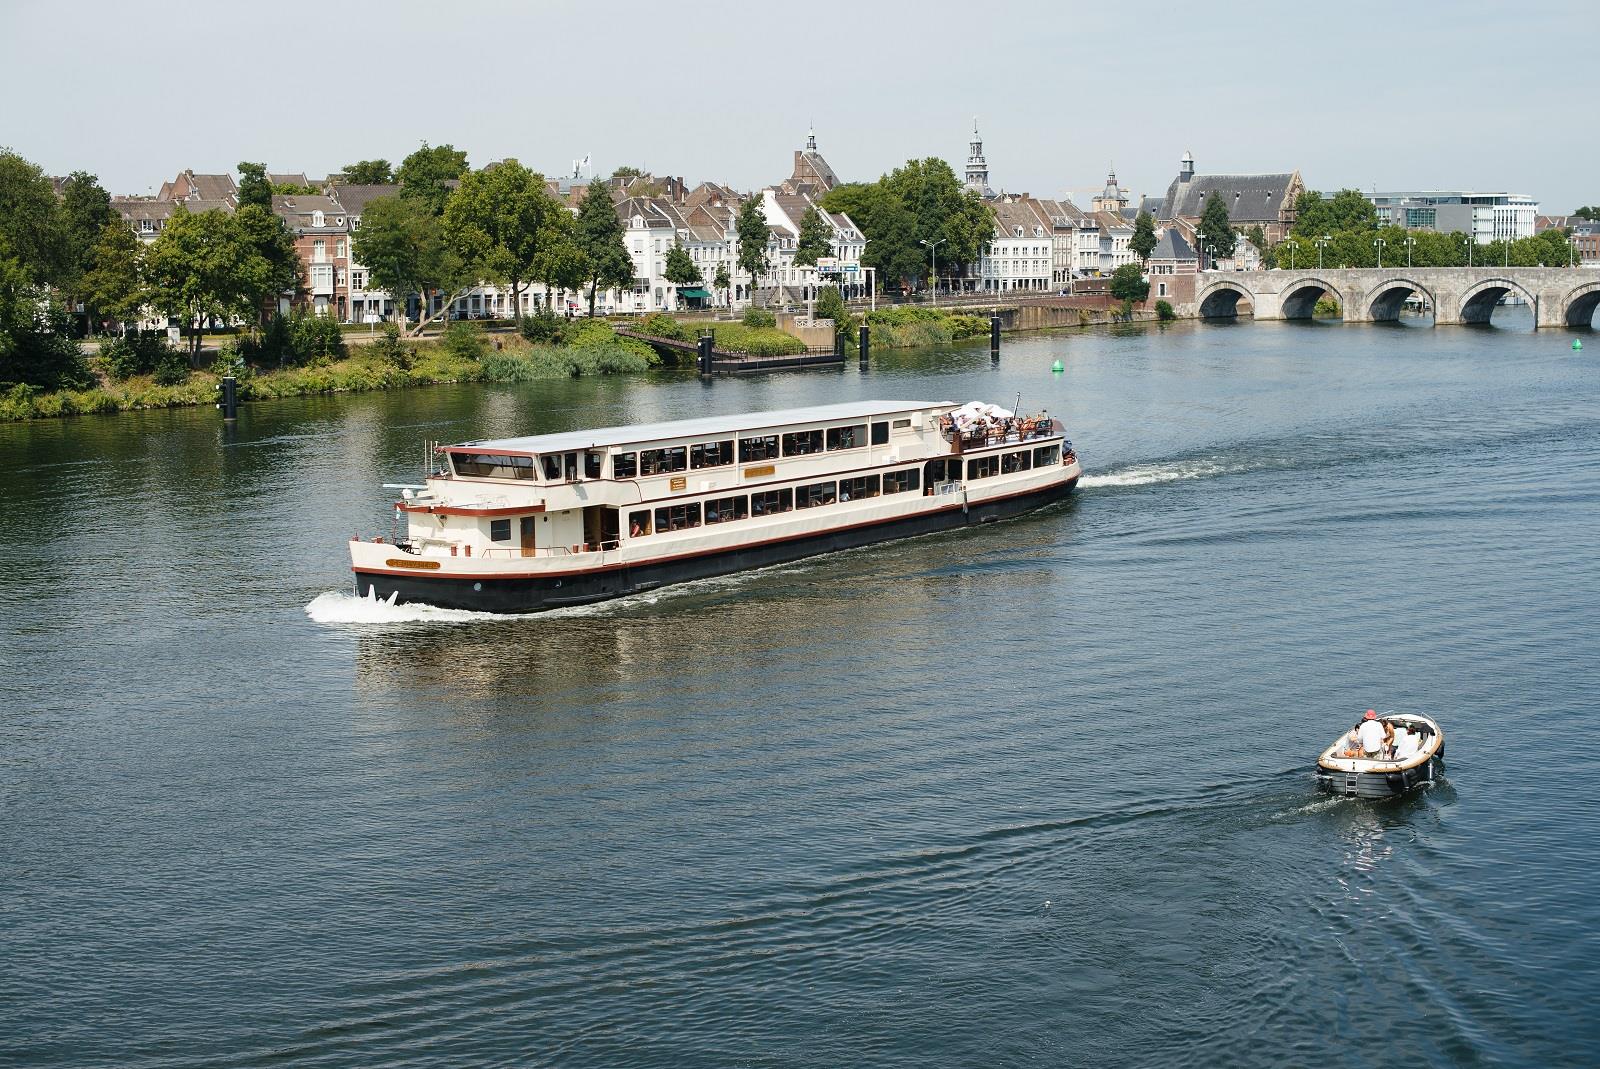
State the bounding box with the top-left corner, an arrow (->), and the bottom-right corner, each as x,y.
350,399 -> 1080,612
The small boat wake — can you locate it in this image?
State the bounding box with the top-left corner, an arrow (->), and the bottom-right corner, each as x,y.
1078,458 -> 1234,488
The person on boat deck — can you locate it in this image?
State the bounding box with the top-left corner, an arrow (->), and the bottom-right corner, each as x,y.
1392,727 -> 1421,761
1356,709 -> 1387,758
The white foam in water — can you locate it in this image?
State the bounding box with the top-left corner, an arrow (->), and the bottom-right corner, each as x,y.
1080,459 -> 1230,488
305,589 -> 523,626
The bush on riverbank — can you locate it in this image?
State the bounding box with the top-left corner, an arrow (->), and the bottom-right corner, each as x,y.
863,306 -> 989,348
1,320 -> 662,422
704,322 -> 807,356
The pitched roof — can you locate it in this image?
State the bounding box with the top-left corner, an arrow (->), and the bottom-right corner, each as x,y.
269,172 -> 311,187
1151,228 -> 1195,260
1161,172 -> 1299,223
326,182 -> 400,216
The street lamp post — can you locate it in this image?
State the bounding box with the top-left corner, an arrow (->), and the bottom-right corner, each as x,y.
1404,236 -> 1416,268
1284,239 -> 1298,271
1373,237 -> 1386,269
1316,234 -> 1332,270
920,238 -> 946,307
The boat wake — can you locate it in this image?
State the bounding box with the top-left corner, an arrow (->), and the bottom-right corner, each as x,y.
304,589 -> 526,626
1079,458 -> 1234,488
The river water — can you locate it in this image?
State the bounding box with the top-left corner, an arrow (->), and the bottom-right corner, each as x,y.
3,309 -> 1597,1067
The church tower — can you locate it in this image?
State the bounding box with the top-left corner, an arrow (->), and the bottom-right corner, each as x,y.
965,118 -> 994,198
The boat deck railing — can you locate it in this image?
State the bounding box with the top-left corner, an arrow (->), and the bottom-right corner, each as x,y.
939,415 -> 1064,453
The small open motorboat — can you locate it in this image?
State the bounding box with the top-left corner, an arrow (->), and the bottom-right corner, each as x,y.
1316,712 -> 1445,799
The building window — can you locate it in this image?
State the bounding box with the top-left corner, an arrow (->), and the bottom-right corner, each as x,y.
489,519 -> 511,541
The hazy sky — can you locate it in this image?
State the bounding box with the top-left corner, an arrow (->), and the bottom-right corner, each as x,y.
3,0 -> 1594,210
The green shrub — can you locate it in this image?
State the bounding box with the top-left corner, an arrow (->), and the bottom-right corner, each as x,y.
238,313 -> 295,366
517,306 -> 565,344
741,307 -> 776,329
814,287 -> 855,333
101,331 -> 177,380
152,348 -> 191,385
370,323 -> 413,369
1314,297 -> 1342,317
707,323 -> 806,356
1155,299 -> 1176,322
442,320 -> 488,360
290,311 -> 347,365
640,312 -> 692,341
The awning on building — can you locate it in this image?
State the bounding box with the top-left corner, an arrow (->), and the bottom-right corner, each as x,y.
677,287 -> 712,299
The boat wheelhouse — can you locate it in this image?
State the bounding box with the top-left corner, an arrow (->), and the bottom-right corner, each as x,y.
350,399 -> 1080,612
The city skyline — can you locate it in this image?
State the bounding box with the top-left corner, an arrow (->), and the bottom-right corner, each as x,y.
2,0 -> 1595,210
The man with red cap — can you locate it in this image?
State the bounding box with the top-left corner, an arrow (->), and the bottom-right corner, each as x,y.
1356,709 -> 1386,759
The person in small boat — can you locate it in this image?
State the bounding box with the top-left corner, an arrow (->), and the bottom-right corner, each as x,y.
1391,726 -> 1422,761
1356,709 -> 1386,759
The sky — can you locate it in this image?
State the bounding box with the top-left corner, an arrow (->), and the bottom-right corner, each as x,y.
2,0 -> 1595,211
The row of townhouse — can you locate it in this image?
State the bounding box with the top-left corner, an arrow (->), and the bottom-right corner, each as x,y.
972,195 -> 1135,292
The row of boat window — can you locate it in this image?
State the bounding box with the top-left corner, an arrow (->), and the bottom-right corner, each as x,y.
614,421 -> 896,478
629,469 -> 923,536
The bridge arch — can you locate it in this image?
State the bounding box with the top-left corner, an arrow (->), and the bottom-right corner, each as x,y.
1564,281 -> 1600,327
1197,279 -> 1254,319
1366,277 -> 1437,323
1459,277 -> 1538,326
1277,276 -> 1346,320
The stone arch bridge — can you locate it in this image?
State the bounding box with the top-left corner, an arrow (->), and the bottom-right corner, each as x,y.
1188,268 -> 1600,328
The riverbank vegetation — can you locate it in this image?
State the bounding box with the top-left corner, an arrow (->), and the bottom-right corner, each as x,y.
0,319 -> 659,422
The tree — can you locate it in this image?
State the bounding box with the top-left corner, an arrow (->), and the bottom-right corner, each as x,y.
664,242 -> 701,286
444,159 -> 564,323
574,180 -> 633,316
713,261 -> 731,297
352,195 -> 463,331
397,142 -> 470,216
861,196 -> 924,292
340,159 -> 393,185
795,206 -> 832,267
815,285 -> 853,332
57,171 -> 115,328
0,150 -> 67,286
234,204 -> 300,322
145,207 -> 268,359
1129,210 -> 1157,262
532,222 -> 588,315
236,162 -> 272,211
1109,262 -> 1150,304
611,165 -> 645,179
1197,192 -> 1237,260
736,198 -> 770,297
80,221 -> 146,329
881,158 -> 993,283
1244,224 -> 1268,254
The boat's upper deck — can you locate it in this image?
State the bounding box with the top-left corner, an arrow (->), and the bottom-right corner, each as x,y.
462,400 -> 954,456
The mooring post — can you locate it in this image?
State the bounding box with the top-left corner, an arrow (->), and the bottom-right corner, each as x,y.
990,314 -> 1001,360
697,333 -> 713,375
834,329 -> 846,360
217,374 -> 238,420
858,323 -> 870,367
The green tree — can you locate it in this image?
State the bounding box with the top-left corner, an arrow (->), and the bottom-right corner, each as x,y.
236,162 -> 272,211
1197,192 -> 1237,260
352,195 -> 463,331
1129,210 -> 1157,262
0,150 -> 67,286
80,221 -> 146,329
0,251 -> 89,389
1244,224 -> 1268,254
611,165 -> 645,179
397,142 -> 470,216
145,207 -> 268,359
1109,262 -> 1150,304
1572,206 -> 1598,221
234,203 -> 300,323
861,196 -> 924,292
881,158 -> 993,283
340,160 -> 393,184
574,180 -> 633,316
532,223 -> 588,315
59,172 -> 113,282
815,285 -> 853,332
664,242 -> 701,287
713,261 -> 731,299
736,198 -> 770,296
795,206 -> 832,267
444,159 -> 564,323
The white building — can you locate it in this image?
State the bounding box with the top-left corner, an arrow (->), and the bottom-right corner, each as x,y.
1368,190 -> 1539,244
979,198 -> 1053,293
